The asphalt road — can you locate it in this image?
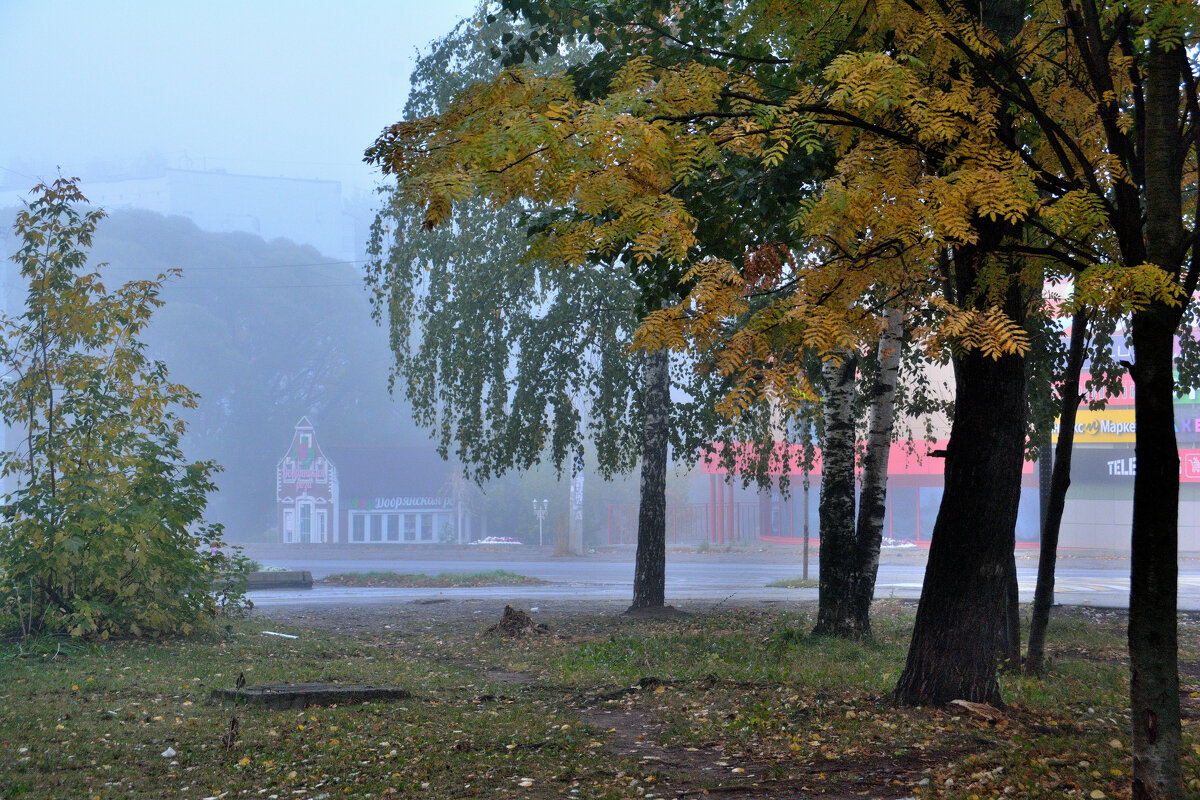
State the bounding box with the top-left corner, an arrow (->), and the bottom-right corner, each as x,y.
240,544 -> 1200,611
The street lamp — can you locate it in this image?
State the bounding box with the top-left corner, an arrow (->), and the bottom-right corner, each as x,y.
532,499 -> 549,546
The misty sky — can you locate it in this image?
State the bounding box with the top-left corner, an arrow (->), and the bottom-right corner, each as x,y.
0,0 -> 480,193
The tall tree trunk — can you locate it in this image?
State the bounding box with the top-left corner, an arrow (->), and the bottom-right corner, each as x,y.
895,240 -> 1027,705
847,308 -> 904,636
1129,304 -> 1182,799
629,348 -> 671,610
894,339 -> 1026,704
1126,37 -> 1185,800
1027,311 -> 1089,675
894,341 -> 1026,704
812,354 -> 858,636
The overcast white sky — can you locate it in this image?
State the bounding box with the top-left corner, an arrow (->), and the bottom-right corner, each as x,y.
0,0 -> 481,193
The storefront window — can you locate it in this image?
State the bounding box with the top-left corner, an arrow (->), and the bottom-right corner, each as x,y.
918,487 -> 943,543
421,513 -> 433,541
352,513 -> 365,542
387,513 -> 400,542
404,515 -> 417,541
886,488 -> 919,543
370,514 -> 384,542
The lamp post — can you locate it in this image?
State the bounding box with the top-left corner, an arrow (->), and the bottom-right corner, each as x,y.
532,499 -> 548,547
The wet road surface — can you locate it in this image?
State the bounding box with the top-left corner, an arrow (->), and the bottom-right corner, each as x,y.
240,545 -> 1200,611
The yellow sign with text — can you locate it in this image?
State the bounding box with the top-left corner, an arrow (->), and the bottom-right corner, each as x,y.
1052,409 -> 1137,443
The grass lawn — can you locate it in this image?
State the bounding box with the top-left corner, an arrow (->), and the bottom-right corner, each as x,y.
318,570 -> 548,588
764,577 -> 820,589
2,603 -> 1198,799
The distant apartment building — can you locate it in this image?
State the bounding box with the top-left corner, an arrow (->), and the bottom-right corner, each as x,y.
0,168 -> 364,261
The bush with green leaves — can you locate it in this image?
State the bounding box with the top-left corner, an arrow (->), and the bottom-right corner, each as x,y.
0,178 -> 247,638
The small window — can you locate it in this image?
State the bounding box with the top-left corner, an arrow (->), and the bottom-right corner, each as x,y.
298,503 -> 312,543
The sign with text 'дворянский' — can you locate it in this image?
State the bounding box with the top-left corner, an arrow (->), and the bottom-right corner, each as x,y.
372,496 -> 451,510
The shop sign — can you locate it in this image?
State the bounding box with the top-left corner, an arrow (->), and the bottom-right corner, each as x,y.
1052,409 -> 1136,443
1183,450 -> 1200,481
1080,333 -> 1137,369
1081,333 -> 1187,370
1052,409 -> 1200,443
1080,372 -> 1135,407
1072,447 -> 1200,483
1071,448 -> 1136,482
281,462 -> 329,484
1078,370 -> 1200,407
1177,416 -> 1200,437
372,496 -> 451,510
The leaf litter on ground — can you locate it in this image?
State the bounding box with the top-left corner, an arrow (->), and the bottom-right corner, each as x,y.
0,602 -> 1197,799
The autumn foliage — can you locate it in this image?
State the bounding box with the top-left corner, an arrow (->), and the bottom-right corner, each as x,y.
0,180 -> 247,638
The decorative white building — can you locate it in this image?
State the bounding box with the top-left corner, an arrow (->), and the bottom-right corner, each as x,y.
275,417 -> 337,544
274,418 -> 480,544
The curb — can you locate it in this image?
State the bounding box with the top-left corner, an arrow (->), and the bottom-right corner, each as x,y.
245,570 -> 313,590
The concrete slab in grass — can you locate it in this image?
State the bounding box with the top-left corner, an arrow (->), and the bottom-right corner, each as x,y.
245,570 -> 313,590
210,683 -> 412,709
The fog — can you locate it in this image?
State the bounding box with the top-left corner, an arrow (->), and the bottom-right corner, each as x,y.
0,1 -> 478,192
0,1 -> 1044,554
0,1 -> 648,545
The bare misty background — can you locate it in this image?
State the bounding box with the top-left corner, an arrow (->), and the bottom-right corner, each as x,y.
0,1 -> 478,192
0,1 -> 649,542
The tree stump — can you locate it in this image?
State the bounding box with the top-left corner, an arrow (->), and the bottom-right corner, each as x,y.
487,605 -> 549,637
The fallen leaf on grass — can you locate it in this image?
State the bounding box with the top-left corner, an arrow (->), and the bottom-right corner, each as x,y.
948,700 -> 1004,722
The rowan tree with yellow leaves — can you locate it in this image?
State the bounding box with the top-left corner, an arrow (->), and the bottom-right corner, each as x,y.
367,0 -> 1033,698
369,0 -> 1199,794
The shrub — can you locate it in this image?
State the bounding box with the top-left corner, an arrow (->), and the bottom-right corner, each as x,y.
0,178 -> 246,638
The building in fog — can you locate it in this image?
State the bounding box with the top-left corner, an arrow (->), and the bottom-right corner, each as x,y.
608,334 -> 1200,552
0,168 -> 365,261
275,417 -> 481,544
672,377 -> 1200,552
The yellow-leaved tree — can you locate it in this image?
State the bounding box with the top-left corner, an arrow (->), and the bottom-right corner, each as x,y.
0,179 -> 248,639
